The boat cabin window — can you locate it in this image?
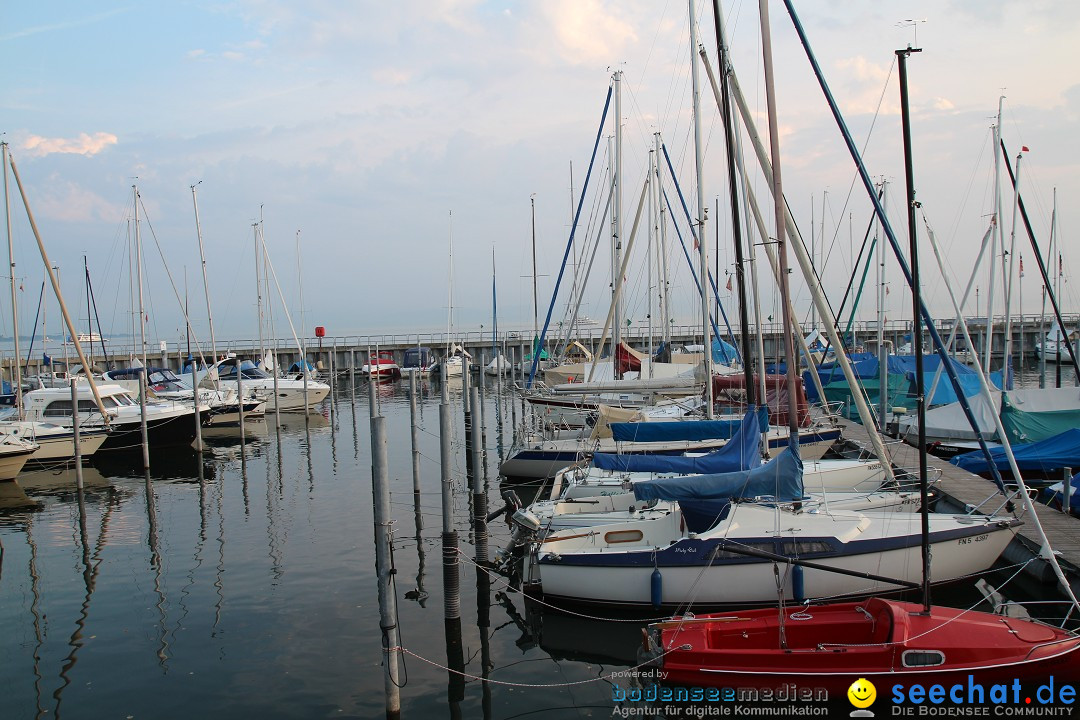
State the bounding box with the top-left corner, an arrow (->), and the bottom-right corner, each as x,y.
713,541 -> 775,560
604,530 -> 644,544
218,364 -> 269,380
43,399 -> 107,417
780,541 -> 833,556
901,650 -> 945,668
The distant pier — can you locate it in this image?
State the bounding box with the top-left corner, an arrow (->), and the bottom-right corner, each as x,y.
26,312 -> 1080,377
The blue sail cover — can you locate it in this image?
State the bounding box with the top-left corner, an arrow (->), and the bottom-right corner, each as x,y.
632,441 -> 803,504
951,428 -> 1080,475
591,407 -> 764,473
609,409 -> 769,443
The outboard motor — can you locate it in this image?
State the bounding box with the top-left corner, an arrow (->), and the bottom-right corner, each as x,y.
486,489 -> 522,524
493,505 -> 542,577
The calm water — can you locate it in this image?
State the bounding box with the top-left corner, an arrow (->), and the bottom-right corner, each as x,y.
0,377 -> 634,720
0,373 -> 1066,719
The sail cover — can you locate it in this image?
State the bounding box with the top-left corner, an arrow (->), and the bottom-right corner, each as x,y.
591,407 -> 764,473
609,409 -> 768,443
632,440 -> 803,504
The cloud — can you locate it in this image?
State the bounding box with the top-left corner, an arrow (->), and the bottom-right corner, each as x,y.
22,132 -> 118,157
372,67 -> 412,86
833,56 -> 900,116
27,177 -> 124,224
537,0 -> 638,66
0,7 -> 127,42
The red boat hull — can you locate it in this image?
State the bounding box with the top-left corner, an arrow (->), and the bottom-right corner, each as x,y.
650,598 -> 1080,696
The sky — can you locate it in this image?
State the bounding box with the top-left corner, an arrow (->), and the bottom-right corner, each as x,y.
2,0 -> 1078,350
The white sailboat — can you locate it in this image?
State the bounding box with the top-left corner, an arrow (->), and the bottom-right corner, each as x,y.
442,211 -> 464,377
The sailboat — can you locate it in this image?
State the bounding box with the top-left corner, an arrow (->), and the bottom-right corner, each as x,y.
641,25 -> 1080,693
442,211 -> 465,377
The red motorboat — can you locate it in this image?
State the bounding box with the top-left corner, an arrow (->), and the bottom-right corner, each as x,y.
361,350 -> 401,379
643,596 -> 1080,694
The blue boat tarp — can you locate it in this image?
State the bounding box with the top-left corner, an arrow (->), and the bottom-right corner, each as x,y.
712,337 -> 738,364
591,407 -> 764,473
633,440 -> 802,505
952,428 -> 1080,474
609,410 -> 769,443
804,353 -> 1004,406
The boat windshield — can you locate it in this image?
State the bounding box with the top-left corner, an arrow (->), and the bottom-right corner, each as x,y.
217,362 -> 270,380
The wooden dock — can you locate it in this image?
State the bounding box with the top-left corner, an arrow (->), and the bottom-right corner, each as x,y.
838,418 -> 1080,596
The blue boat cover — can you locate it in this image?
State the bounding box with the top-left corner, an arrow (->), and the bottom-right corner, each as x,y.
952,428 -> 1080,474
288,360 -> 316,373
591,407 -> 764,473
712,337 -> 738,364
804,353 -> 1004,405
609,409 -> 769,443
632,439 -> 802,504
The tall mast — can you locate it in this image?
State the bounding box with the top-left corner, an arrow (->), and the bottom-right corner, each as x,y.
655,132 -> 671,347
877,180 -> 888,431
1001,150 -> 1025,388
84,255 -> 93,368
191,182 -> 217,361
711,0 -> 754,404
134,185 -> 147,370
568,160 -> 577,340
612,70 -> 624,357
647,148 -> 655,372
446,210 -> 454,353
758,0 -> 797,438
530,195 -> 539,346
296,230 -> 307,357
254,220 -> 264,365
897,44 -> 930,613
983,97 -> 1004,372
2,143 -> 22,415
689,0 -> 713,417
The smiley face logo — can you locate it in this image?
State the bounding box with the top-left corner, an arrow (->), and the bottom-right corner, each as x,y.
847,677 -> 877,709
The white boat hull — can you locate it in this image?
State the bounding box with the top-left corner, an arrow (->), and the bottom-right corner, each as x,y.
533,506 -> 1017,607
0,443 -> 37,480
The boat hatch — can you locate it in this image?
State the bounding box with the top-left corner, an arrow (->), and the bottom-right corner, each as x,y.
901,650 -> 945,668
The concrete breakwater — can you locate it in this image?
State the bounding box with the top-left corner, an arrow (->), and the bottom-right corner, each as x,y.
28,312 -> 1080,376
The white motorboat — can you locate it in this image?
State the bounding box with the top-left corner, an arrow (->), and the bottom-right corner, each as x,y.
0,435 -> 39,480
201,356 -> 328,411
0,418 -> 107,464
22,384 -> 203,453
105,367 -> 265,427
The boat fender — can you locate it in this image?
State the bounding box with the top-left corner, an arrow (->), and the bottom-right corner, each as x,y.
792,564 -> 804,602
650,567 -> 663,609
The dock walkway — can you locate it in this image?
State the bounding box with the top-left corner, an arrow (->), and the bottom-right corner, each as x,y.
838,418 -> 1080,594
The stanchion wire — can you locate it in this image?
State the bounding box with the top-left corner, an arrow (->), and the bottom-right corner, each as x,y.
390,641 -> 689,689
453,548 -> 672,623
